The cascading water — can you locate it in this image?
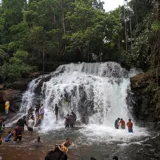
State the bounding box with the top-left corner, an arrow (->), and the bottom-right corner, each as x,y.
9,62 -> 148,142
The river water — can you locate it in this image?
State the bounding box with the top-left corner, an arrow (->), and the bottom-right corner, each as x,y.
3,62 -> 159,160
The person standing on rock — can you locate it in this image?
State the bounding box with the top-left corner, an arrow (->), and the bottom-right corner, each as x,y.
5,100 -> 10,115
127,119 -> 133,133
55,104 -> 59,121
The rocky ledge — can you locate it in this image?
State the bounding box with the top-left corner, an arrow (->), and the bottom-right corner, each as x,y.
0,72 -> 45,113
130,71 -> 160,130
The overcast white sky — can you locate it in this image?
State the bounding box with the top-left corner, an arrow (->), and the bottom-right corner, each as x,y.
0,0 -> 124,12
103,0 -> 125,12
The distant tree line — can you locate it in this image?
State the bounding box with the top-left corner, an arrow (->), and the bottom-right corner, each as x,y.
0,0 -> 159,82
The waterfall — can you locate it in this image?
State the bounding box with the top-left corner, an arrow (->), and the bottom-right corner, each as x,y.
12,62 -> 136,131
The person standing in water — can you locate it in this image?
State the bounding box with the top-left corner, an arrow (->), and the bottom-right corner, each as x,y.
55,104 -> 59,121
14,126 -> 23,141
120,118 -> 125,129
127,119 -> 133,133
39,104 -> 44,120
114,118 -> 120,129
5,100 -> 10,115
28,116 -> 34,135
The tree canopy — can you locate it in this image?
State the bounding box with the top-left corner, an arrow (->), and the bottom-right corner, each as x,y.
0,0 -> 159,82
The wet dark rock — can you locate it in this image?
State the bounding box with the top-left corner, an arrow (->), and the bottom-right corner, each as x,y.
130,72 -> 160,130
0,89 -> 22,113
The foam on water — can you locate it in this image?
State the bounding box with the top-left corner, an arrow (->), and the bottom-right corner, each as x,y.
8,62 -> 149,142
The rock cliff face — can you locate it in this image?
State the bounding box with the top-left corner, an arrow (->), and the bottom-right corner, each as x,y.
0,72 -> 45,114
131,72 -> 160,129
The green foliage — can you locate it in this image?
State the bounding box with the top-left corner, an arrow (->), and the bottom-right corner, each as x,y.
151,21 -> 160,31
0,47 -> 8,65
0,50 -> 32,81
0,0 -> 157,82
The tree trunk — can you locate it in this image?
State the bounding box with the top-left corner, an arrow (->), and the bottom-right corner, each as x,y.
42,46 -> 45,72
62,11 -> 66,34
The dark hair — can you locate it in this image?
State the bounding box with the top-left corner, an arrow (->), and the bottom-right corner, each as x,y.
66,138 -> 69,141
23,116 -> 26,120
113,156 -> 118,160
90,157 -> 96,160
129,119 -> 131,121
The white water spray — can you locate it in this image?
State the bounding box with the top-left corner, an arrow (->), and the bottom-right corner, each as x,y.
9,62 -> 148,140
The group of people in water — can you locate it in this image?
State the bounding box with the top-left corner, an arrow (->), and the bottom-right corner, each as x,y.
115,118 -> 133,133
0,101 -> 130,159
0,102 -> 78,144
